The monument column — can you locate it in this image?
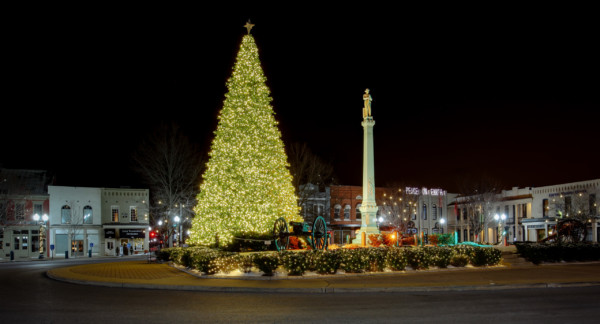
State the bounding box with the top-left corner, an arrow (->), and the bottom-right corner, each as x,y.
354,89 -> 380,245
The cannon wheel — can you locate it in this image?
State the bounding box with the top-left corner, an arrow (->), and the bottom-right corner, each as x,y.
311,216 -> 328,250
273,217 -> 289,251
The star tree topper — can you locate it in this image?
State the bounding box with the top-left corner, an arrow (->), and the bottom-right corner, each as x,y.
244,20 -> 255,34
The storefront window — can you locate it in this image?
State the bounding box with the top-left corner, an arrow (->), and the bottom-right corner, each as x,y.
134,238 -> 144,252
21,231 -> 28,250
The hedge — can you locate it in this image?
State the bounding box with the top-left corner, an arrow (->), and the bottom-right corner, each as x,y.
157,245 -> 503,276
515,242 -> 600,264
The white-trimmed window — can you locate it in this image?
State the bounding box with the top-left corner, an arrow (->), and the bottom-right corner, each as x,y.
83,206 -> 93,224
334,204 -> 341,220
344,205 -> 351,220
355,204 -> 362,220
130,207 -> 138,222
61,205 -> 71,224
111,206 -> 119,222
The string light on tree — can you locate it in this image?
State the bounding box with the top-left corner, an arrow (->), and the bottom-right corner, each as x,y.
189,22 -> 301,246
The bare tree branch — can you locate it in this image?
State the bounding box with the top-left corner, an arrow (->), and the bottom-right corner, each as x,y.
131,122 -> 204,237
288,142 -> 335,210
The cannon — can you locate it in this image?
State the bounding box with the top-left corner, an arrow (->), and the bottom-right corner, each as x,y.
272,216 -> 330,251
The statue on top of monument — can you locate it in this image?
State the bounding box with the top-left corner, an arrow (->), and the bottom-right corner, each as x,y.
363,88 -> 372,118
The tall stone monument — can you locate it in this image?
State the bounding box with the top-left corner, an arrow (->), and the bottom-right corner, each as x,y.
354,89 -> 380,245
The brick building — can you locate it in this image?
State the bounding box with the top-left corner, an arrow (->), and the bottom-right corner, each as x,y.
0,168 -> 53,259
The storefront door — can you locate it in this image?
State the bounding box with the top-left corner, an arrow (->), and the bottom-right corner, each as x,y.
71,240 -> 84,256
12,230 -> 29,258
106,239 -> 115,256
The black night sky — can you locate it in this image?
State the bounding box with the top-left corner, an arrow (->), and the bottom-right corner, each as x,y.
2,4 -> 598,193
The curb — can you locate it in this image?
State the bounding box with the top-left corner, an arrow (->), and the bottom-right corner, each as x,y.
46,269 -> 600,293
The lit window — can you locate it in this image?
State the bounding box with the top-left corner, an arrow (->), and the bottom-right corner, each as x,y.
130,207 -> 138,222
111,206 -> 119,222
61,205 -> 71,224
83,206 -> 93,224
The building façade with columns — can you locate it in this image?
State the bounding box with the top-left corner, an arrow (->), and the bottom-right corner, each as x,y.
301,178 -> 599,245
446,179 -> 600,244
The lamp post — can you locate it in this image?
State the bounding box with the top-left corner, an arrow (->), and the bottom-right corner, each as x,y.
173,215 -> 180,247
33,213 -> 49,258
440,218 -> 446,234
494,213 -> 506,245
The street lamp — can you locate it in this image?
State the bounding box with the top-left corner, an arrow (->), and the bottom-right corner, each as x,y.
174,215 -> 181,247
33,213 -> 49,258
494,213 -> 506,245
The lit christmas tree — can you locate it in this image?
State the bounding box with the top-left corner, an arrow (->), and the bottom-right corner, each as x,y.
189,23 -> 301,246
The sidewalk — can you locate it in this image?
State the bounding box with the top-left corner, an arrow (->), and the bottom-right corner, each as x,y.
46,253 -> 600,293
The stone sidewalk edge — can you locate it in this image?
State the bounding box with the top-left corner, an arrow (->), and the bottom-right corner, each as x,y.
45,268 -> 600,294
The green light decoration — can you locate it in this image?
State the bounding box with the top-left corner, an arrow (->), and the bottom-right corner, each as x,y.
189,29 -> 302,247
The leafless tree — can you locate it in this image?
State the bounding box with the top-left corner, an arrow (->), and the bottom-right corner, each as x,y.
63,201 -> 85,257
456,175 -> 503,243
549,191 -> 595,223
287,142 -> 335,211
131,122 -> 204,245
377,184 -> 422,235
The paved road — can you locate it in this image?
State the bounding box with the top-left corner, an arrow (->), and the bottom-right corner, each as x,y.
2,257 -> 600,323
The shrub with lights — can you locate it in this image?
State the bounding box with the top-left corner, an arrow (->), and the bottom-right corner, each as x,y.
405,247 -> 432,270
158,245 -> 504,275
339,248 -> 371,273
452,245 -> 502,266
366,247 -> 388,272
312,250 -> 342,275
189,247 -> 224,275
252,252 -> 280,276
449,253 -> 469,267
279,251 -> 310,276
235,254 -> 255,273
385,247 -> 408,271
189,29 -> 302,248
428,246 -> 453,268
